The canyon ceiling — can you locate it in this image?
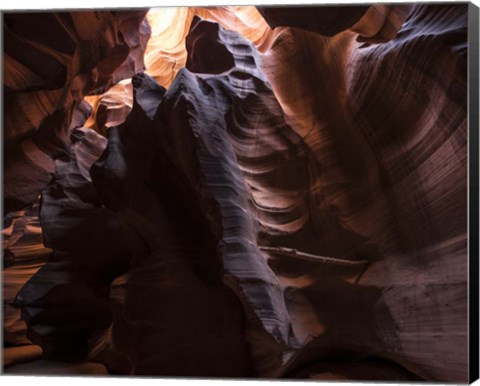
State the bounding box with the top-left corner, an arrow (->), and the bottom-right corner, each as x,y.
2,3 -> 473,382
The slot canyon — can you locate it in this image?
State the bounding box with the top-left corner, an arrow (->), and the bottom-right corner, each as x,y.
2,3 -> 471,382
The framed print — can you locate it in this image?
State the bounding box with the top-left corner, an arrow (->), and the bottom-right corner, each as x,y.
1,1 -> 479,383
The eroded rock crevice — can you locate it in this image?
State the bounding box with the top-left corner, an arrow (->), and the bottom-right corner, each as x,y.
2,4 -> 469,382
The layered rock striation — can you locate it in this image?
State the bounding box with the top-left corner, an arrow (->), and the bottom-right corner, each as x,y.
3,10 -> 149,213
2,4 -> 470,382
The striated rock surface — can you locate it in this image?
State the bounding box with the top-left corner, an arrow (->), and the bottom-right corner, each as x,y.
2,10 -> 151,372
3,10 -> 149,214
3,10 -> 149,144
16,127 -> 125,359
2,3 -> 471,383
251,4 -> 468,381
2,199 -> 51,346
